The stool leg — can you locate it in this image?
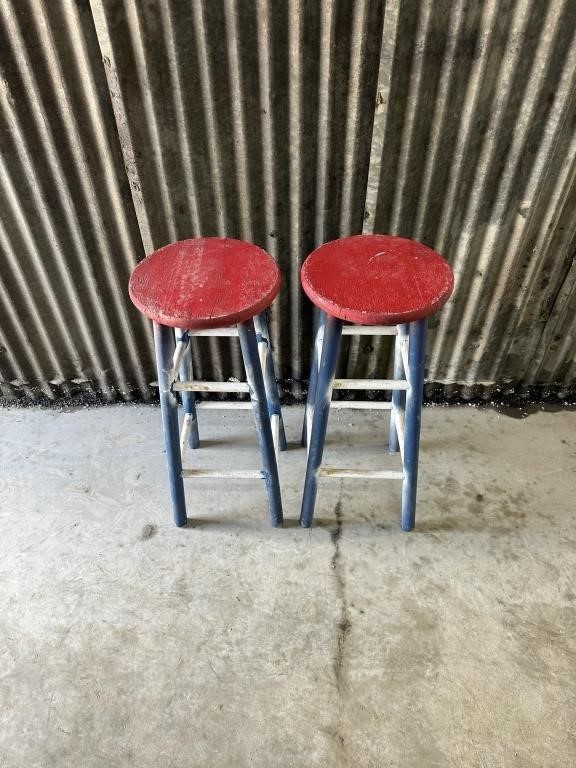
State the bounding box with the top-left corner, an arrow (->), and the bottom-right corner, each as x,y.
154,322 -> 187,527
175,328 -> 200,449
389,323 -> 409,453
238,319 -> 283,527
401,319 -> 427,531
254,312 -> 287,452
300,314 -> 342,528
301,308 -> 324,448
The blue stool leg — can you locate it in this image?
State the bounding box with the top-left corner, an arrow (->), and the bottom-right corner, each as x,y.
389,323 -> 409,453
175,329 -> 200,449
153,322 -> 187,527
254,312 -> 287,452
238,319 -> 283,527
301,308 -> 324,447
300,314 -> 342,528
401,319 -> 427,531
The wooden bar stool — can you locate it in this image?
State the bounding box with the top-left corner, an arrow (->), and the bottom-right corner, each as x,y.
300,235 -> 454,530
129,237 -> 285,528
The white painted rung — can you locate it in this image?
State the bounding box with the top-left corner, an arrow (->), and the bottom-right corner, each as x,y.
170,334 -> 189,380
271,413 -> 280,458
180,413 -> 193,461
173,380 -> 249,393
258,338 -> 267,372
333,378 -> 408,391
330,401 -> 392,410
342,325 -> 397,336
395,407 -> 405,462
195,402 -> 252,410
400,337 -> 409,374
319,468 -> 404,479
181,469 -> 262,479
188,328 -> 239,337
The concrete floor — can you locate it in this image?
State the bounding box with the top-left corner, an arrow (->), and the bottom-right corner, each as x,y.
0,404 -> 575,767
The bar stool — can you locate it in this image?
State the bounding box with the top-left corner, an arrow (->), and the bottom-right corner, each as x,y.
300,234 -> 454,530
129,237 -> 286,528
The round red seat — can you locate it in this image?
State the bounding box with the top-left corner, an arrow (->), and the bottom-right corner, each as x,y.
301,234 -> 454,325
129,237 -> 281,329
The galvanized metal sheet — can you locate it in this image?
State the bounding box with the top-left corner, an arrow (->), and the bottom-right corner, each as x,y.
0,0 -> 152,401
1,0 -> 575,402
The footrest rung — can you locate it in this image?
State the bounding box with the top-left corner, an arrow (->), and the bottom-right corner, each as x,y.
333,378 -> 408,391
341,325 -> 397,336
319,468 -> 404,479
174,381 -> 249,393
188,328 -> 239,337
330,401 -> 392,410
181,469 -> 262,479
195,402 -> 252,409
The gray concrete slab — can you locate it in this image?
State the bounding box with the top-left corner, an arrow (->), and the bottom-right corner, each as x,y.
0,404 -> 575,767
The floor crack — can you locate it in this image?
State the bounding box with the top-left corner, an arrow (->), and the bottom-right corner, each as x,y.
329,488 -> 351,766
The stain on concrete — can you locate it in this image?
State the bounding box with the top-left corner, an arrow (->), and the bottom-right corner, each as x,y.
139,523 -> 157,541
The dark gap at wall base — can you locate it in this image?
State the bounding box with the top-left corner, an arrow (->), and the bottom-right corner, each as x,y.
1,382 -> 575,415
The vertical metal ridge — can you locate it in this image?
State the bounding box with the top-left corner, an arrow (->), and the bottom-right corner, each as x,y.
224,0 -> 253,242
0,254 -> 54,399
412,0 -> 467,241
388,0 -> 433,235
338,0 -> 373,236
256,0 -> 283,367
89,0 -> 154,253
157,3 -> 202,238
363,0 -> 400,234
189,1 -> 228,238
314,1 -> 336,247
523,140 -> 576,382
287,0 -> 303,384
431,0 -> 501,256
123,0 -> 177,247
221,0 -> 250,380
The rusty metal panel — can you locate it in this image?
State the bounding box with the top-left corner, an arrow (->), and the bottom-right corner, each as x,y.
0,0 -> 575,402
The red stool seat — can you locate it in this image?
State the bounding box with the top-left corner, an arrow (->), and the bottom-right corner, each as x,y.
301,234 -> 454,325
129,237 -> 281,329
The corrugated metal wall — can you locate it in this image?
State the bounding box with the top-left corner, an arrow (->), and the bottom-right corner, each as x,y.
1,0 -> 575,402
